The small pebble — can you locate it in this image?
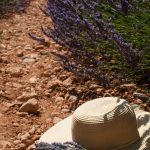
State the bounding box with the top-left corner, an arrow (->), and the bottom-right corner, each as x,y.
53,117 -> 62,124
13,140 -> 21,145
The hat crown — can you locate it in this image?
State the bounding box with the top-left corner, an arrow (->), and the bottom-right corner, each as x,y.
72,97 -> 140,150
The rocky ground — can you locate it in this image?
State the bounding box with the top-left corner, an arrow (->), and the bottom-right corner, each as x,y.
0,0 -> 150,149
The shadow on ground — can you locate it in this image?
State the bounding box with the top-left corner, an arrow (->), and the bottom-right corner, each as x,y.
0,0 -> 30,19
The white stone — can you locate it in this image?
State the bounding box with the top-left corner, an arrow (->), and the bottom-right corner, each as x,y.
13,140 -> 21,145
29,76 -> 38,84
29,126 -> 36,134
16,51 -> 23,57
55,97 -> 64,104
24,44 -> 33,50
53,117 -> 62,124
69,95 -> 77,101
89,84 -> 99,89
27,143 -> 36,150
17,92 -> 38,101
20,133 -> 30,142
22,57 -> 36,63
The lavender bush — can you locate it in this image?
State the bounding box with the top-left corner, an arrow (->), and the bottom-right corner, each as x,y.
30,0 -> 150,83
35,142 -> 86,150
41,0 -> 140,67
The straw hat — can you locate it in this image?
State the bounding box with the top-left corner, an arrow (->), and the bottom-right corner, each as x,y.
39,97 -> 150,150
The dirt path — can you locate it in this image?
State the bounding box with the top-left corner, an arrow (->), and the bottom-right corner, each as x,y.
0,0 -> 73,149
0,0 -> 150,149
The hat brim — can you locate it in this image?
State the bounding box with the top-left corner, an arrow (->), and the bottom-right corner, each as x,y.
39,116 -> 73,143
39,110 -> 150,150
